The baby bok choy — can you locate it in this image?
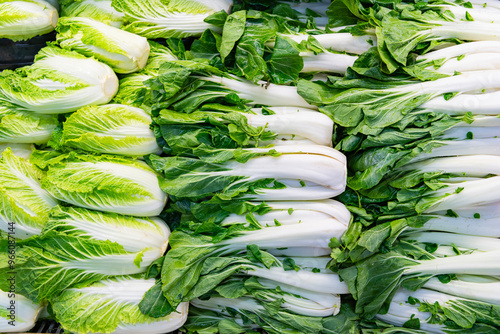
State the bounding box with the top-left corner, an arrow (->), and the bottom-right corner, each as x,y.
30,150 -> 167,216
152,106 -> 334,156
146,145 -> 346,201
156,199 -> 350,313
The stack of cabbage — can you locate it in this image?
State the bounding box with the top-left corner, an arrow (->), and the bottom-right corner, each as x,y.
0,0 -> 59,42
0,0 -> 217,331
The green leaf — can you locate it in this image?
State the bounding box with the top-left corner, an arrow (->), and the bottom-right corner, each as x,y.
220,11 -> 246,61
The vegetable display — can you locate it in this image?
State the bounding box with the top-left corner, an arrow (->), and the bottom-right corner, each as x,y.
1,0 -> 500,333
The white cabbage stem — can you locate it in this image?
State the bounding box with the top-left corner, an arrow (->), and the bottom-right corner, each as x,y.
424,277 -> 500,305
408,139 -> 500,164
204,75 -> 316,109
245,111 -> 333,146
402,231 -> 500,252
300,51 -> 357,74
244,266 -> 349,294
418,214 -> 500,237
283,33 -> 376,55
401,155 -> 500,177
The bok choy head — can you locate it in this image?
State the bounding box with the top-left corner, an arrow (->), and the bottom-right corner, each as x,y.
30,150 -> 167,216
0,0 -> 58,41
0,46 -> 118,114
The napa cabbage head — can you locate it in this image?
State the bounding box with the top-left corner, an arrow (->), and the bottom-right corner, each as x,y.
0,104 -> 58,144
0,46 -> 118,114
51,104 -> 161,156
0,147 -> 58,239
56,17 -> 150,74
0,0 -> 58,41
30,150 -> 167,216
60,0 -> 124,27
112,0 -> 233,38
0,289 -> 42,332
50,277 -> 188,334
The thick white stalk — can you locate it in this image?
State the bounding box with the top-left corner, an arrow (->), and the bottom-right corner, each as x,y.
204,76 -> 316,109
258,277 -> 340,309
467,0 -> 500,10
221,154 -> 346,191
426,176 -> 500,213
440,126 -> 500,140
422,90 -> 500,114
244,184 -> 342,201
396,70 -> 500,95
284,33 -> 376,55
377,311 -> 445,334
246,267 -> 350,294
418,41 -> 500,61
433,53 -> 500,74
216,220 -> 347,249
300,52 -> 357,74
419,214 -> 500,237
192,297 -> 263,314
266,247 -> 331,257
247,144 -> 346,164
406,249 -> 500,276
424,277 -> 500,305
428,21 -> 500,41
434,4 -> 500,23
409,139 -> 500,163
245,111 -> 333,146
402,231 -> 500,251
251,106 -> 318,114
401,155 -> 500,177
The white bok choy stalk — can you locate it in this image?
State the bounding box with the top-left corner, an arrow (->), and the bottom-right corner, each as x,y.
30,150 -> 167,216
56,17 -> 150,74
112,0 -> 233,38
414,213 -> 500,237
147,145 -> 346,201
202,75 -> 317,109
0,46 -> 118,114
0,0 -> 58,41
0,148 -> 58,239
340,240 -> 500,318
401,231 -> 500,253
54,104 -> 162,156
322,70 -> 500,133
191,296 -> 326,333
423,275 -> 500,305
377,288 -> 500,333
417,41 -> 500,61
0,289 -> 42,332
300,51 -> 358,74
60,0 -> 124,27
152,107 -> 334,154
50,277 -> 188,334
278,32 -> 376,55
0,104 -> 58,144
